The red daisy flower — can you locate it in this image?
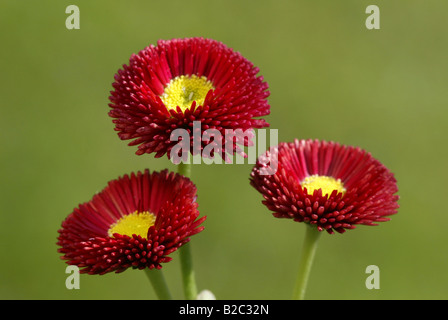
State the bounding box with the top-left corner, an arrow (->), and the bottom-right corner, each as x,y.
57,169 -> 206,274
108,37 -> 270,161
250,139 -> 399,234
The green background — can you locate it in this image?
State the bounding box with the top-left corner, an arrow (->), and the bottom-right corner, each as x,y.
1,0 -> 447,300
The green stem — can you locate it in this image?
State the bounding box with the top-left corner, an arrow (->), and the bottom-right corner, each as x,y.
179,242 -> 197,300
177,161 -> 191,178
177,161 -> 198,300
292,225 -> 322,300
144,268 -> 173,300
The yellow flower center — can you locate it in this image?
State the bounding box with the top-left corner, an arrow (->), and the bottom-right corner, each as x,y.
108,211 -> 156,239
301,175 -> 346,196
161,75 -> 214,112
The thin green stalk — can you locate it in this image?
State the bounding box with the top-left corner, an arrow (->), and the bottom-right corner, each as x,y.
177,161 -> 191,178
292,225 -> 322,300
144,268 -> 173,300
177,161 -> 198,300
179,242 -> 197,300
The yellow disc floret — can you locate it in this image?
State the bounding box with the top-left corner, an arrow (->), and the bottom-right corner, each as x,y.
108,211 -> 156,239
161,75 -> 214,112
301,175 -> 346,196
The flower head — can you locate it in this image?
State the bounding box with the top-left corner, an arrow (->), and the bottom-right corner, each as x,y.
57,169 -> 206,274
250,139 -> 399,234
108,37 -> 270,161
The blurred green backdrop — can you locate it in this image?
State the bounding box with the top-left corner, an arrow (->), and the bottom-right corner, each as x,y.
1,0 -> 447,300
